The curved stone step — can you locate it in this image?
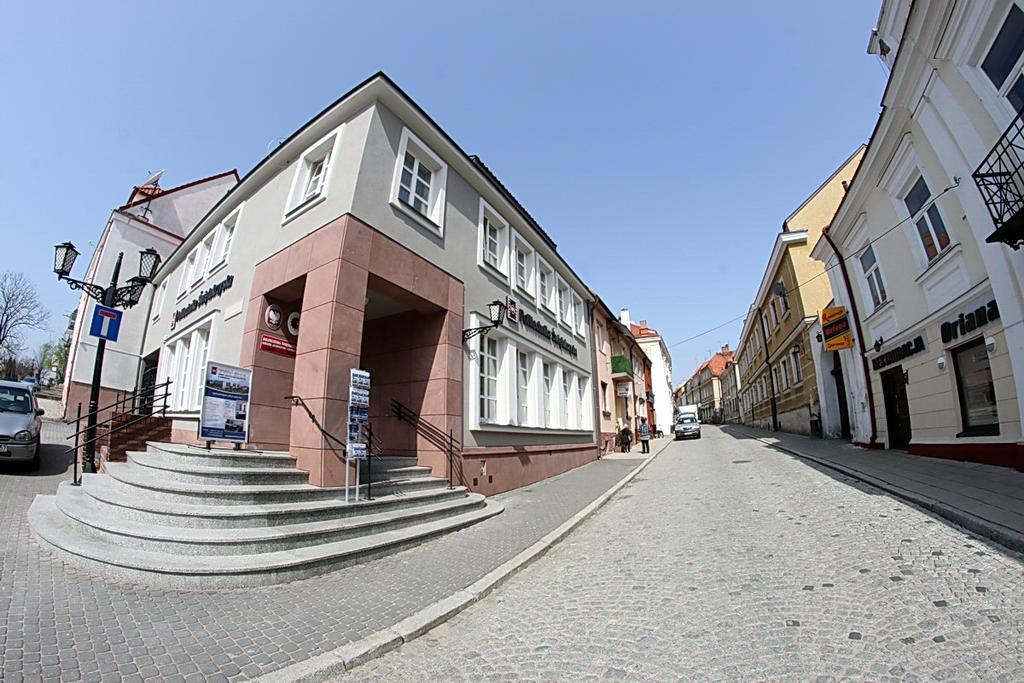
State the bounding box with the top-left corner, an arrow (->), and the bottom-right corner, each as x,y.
127,452 -> 310,486
361,465 -> 433,483
105,462 -> 342,505
144,442 -> 298,469
30,495 -> 504,589
57,483 -> 487,555
79,475 -> 470,528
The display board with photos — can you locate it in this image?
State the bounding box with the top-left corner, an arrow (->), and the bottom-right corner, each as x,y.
199,361 -> 252,442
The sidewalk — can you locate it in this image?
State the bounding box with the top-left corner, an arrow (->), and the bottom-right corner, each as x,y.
3,435 -> 660,681
725,425 -> 1024,554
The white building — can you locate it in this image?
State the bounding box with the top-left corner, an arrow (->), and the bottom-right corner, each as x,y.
62,172 -> 237,418
810,0 -> 1024,467
620,310 -> 673,433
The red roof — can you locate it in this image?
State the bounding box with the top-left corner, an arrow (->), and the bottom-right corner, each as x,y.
629,322 -> 659,338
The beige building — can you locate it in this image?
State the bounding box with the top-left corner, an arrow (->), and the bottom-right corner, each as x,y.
681,345 -> 734,423
810,0 -> 1024,468
591,297 -> 649,453
737,148 -> 865,435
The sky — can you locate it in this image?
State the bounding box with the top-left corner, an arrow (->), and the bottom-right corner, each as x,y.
0,1 -> 888,383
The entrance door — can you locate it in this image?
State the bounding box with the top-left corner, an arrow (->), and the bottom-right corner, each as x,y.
831,352 -> 851,440
880,366 -> 912,449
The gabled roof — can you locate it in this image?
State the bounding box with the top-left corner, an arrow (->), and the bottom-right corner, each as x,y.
121,169 -> 239,210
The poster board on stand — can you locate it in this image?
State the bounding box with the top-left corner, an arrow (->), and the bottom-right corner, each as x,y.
198,361 -> 252,443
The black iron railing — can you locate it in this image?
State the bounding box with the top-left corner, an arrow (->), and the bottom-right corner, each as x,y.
391,399 -> 461,489
285,395 -> 347,457
67,379 -> 173,485
973,104 -> 1024,249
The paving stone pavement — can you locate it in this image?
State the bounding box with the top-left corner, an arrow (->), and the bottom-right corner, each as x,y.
350,426 -> 1024,681
0,423 -> 646,682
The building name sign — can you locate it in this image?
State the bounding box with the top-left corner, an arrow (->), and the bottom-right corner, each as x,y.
521,312 -> 578,359
872,335 -> 926,371
171,275 -> 234,329
940,299 -> 1000,344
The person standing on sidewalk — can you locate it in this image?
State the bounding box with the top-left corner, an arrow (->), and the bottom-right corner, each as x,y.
620,423 -> 633,453
638,417 -> 651,454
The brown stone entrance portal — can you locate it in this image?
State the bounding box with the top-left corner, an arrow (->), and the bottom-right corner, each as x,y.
240,215 -> 463,487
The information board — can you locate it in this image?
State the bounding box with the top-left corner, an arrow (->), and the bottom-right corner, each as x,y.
198,361 -> 252,442
347,369 -> 371,461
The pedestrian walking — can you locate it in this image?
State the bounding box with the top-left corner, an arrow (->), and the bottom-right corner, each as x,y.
620,424 -> 633,453
638,417 -> 651,454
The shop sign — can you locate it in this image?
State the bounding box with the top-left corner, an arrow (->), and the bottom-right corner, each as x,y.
872,335 -> 926,370
259,333 -> 296,357
940,299 -> 1000,344
616,384 -> 631,397
264,304 -> 283,330
171,274 -> 234,330
521,312 -> 578,359
198,361 -> 252,443
821,306 -> 853,351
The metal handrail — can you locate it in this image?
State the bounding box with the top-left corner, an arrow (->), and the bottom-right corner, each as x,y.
285,395 -> 347,458
390,399 -> 462,489
66,379 -> 173,440
66,380 -> 173,485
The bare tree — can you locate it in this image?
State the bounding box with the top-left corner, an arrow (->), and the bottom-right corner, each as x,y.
0,271 -> 50,358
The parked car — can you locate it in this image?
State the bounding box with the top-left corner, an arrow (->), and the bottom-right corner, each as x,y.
673,415 -> 701,440
0,379 -> 44,468
20,377 -> 37,388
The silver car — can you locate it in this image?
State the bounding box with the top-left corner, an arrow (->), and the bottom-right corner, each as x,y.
0,380 -> 44,467
673,415 -> 701,440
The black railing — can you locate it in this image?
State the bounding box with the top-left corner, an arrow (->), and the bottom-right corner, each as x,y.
391,399 -> 461,489
285,395 -> 347,457
973,104 -> 1024,249
66,379 -> 173,485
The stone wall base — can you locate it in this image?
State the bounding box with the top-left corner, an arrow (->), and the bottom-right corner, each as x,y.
459,442 -> 599,496
909,441 -> 1024,471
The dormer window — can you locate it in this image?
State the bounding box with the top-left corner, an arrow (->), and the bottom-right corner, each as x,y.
390,128 -> 448,233
284,132 -> 339,222
304,155 -> 328,202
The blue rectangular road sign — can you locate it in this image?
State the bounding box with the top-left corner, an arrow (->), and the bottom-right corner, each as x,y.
89,304 -> 123,342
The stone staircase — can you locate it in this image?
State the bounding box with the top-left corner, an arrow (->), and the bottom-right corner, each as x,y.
29,442 -> 502,588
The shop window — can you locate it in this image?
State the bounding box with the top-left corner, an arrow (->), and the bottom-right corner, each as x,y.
904,175 -> 951,263
981,4 -> 1024,112
859,245 -> 888,310
953,337 -> 1000,436
478,336 -> 499,424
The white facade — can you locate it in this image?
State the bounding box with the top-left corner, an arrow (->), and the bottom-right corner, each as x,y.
810,0 -> 1024,457
62,173 -> 236,416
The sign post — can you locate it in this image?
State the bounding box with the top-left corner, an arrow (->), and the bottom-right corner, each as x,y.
346,369 -> 371,503
89,304 -> 123,342
198,361 -> 252,444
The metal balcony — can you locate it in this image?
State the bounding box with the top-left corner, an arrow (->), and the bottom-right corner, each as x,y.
973,105 -> 1024,249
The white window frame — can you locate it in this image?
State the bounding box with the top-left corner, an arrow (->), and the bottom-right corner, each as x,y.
858,244 -> 889,311
197,232 -> 216,283
560,368 -> 571,429
210,204 -> 242,272
178,249 -> 198,298
284,131 -> 340,223
572,292 -> 586,338
791,347 -> 803,384
902,173 -> 953,265
511,230 -> 536,299
478,335 -> 499,424
389,127 -> 448,234
152,280 -> 167,322
165,318 -> 214,413
516,350 -> 531,426
477,199 -> 509,279
556,276 -> 571,329
537,256 -> 556,317
976,2 -> 1024,120
542,361 -> 554,427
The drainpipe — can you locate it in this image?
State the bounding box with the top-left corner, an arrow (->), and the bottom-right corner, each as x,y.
822,227 -> 878,446
758,306 -> 779,432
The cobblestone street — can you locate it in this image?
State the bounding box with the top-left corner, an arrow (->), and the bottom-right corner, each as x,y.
352,426 -> 1024,681
0,423 -> 645,681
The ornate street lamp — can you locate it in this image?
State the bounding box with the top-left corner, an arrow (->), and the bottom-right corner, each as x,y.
53,243 -> 162,478
462,300 -> 508,342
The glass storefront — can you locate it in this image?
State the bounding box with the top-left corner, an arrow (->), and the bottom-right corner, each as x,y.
952,337 -> 999,436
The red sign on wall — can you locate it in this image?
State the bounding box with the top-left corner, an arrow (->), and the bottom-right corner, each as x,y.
259,333 -> 296,357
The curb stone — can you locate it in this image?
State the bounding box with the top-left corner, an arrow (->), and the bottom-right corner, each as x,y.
257,441 -> 670,682
740,429 -> 1024,555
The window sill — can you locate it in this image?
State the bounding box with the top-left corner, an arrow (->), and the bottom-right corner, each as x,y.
479,260 -> 509,283
864,299 -> 894,324
513,284 -> 536,303
282,193 -> 327,227
390,198 -> 442,235
956,425 -> 1000,438
472,423 -> 593,436
207,260 -> 228,278
914,243 -> 961,283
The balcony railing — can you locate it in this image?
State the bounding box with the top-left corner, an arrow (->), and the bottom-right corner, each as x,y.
611,355 -> 633,375
973,104 -> 1024,249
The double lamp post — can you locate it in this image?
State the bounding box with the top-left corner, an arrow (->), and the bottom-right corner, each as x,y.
53,242 -> 161,475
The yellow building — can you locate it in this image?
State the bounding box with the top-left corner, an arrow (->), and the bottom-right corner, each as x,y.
736,147 -> 865,435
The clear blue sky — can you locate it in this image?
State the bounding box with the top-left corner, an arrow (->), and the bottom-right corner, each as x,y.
0,1 -> 887,382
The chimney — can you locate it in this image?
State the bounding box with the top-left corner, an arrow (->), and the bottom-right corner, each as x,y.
721,344 -> 730,354
619,308 -> 631,325
639,320 -> 648,327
